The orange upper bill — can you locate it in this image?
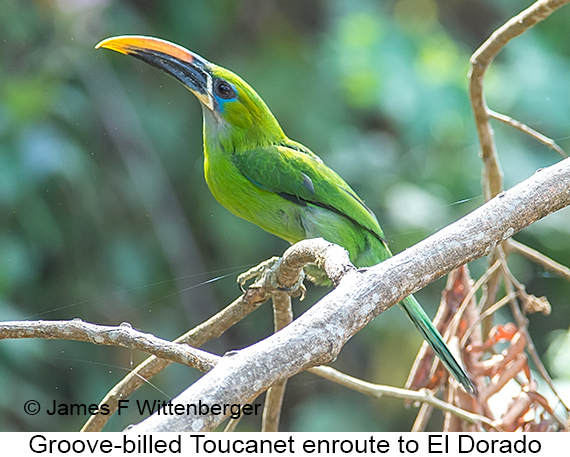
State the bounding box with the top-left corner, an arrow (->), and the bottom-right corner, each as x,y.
95,35 -> 197,64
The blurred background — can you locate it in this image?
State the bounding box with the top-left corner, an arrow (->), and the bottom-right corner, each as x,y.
1,0 -> 570,432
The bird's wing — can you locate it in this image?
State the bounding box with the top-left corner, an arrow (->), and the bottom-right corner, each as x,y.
232,143 -> 385,240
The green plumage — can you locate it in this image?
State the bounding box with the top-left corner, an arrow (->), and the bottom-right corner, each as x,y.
96,35 -> 474,394
205,137 -> 389,268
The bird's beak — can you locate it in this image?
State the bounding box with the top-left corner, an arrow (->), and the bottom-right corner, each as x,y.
95,35 -> 215,111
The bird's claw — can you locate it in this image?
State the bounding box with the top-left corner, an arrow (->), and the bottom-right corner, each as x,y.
237,257 -> 281,293
237,256 -> 306,300
280,274 -> 307,301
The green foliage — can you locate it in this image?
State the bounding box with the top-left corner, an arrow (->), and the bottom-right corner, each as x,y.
1,0 -> 570,431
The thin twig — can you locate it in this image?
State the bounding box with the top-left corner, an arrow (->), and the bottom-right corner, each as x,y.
500,260 -> 570,423
506,239 -> 570,281
309,366 -> 498,431
460,293 -> 514,349
489,109 -> 568,158
262,292 -> 294,432
446,260 -> 501,340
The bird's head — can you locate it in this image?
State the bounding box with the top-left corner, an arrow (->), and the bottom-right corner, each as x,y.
96,35 -> 285,150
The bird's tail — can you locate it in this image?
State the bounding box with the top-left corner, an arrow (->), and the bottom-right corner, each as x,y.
399,294 -> 475,395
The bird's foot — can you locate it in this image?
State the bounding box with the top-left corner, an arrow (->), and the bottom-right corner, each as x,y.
237,256 -> 306,300
237,257 -> 281,292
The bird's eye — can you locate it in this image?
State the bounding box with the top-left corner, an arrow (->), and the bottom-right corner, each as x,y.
214,80 -> 236,99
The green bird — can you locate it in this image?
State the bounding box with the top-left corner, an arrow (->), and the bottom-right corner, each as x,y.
96,35 -> 474,394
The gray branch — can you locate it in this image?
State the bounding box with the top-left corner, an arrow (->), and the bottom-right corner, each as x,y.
129,158 -> 570,432
0,320 -> 220,373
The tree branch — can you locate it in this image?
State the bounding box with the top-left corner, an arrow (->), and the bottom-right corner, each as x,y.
0,320 -> 220,372
81,292 -> 270,432
128,157 -> 570,432
78,237 -> 352,432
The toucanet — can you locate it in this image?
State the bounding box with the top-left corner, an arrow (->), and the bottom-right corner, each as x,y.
96,35 -> 475,394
